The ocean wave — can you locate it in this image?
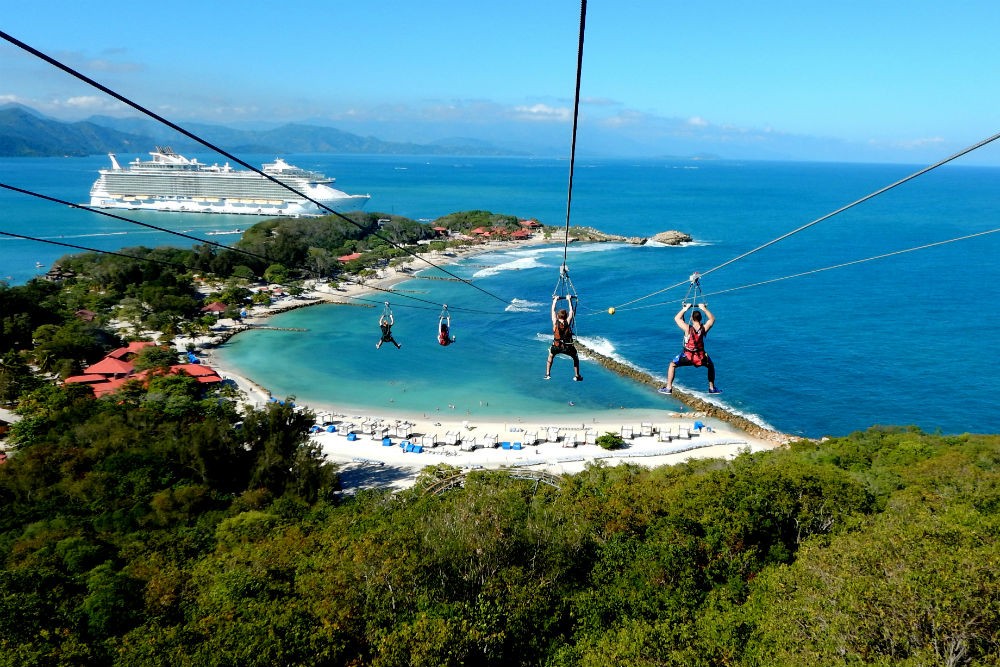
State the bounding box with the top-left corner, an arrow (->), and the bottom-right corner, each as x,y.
472,255 -> 544,278
488,243 -> 630,263
574,335 -> 620,360
644,240 -> 711,248
680,390 -> 776,431
42,231 -> 129,239
506,298 -> 545,313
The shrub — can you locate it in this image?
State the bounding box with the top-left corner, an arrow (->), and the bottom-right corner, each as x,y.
596,432 -> 625,450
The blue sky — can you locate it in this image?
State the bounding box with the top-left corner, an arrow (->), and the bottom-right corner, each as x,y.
2,1 -> 999,164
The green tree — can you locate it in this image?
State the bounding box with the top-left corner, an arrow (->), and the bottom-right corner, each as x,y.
131,344 -> 179,372
746,498 -> 1000,666
263,263 -> 289,284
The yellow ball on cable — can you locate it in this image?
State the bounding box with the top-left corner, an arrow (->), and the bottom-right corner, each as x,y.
608,307 -> 616,315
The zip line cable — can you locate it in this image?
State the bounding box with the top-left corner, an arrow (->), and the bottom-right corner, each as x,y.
602,227 -> 1000,314
3,180 -> 504,312
0,230 -> 189,270
3,179 -> 509,312
0,182 -> 276,265
334,276 -> 502,315
1,214 -> 504,314
0,29 -> 511,307
612,130 -> 1000,311
560,0 -> 587,270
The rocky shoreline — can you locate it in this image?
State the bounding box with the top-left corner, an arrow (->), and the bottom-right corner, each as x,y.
569,227 -> 693,245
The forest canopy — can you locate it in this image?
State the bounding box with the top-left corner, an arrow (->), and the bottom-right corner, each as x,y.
2,416 -> 998,666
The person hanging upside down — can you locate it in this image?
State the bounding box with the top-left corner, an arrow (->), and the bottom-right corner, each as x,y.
376,312 -> 401,349
662,303 -> 719,394
545,295 -> 582,381
438,312 -> 455,346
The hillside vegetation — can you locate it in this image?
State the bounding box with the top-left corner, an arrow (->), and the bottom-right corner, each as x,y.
2,409 -> 998,665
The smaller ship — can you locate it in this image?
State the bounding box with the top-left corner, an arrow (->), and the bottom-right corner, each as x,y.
89,147 -> 371,216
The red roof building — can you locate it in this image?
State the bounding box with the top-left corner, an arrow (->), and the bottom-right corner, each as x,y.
338,252 -> 363,263
201,301 -> 228,314
65,349 -> 223,397
107,341 -> 155,360
84,357 -> 134,376
64,374 -> 111,384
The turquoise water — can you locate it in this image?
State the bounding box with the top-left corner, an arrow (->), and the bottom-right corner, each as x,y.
3,155 -> 998,437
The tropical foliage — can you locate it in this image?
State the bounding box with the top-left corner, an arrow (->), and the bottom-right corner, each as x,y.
2,422 -> 998,666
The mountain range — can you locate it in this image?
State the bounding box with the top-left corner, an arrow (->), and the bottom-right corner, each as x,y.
0,104 -> 524,158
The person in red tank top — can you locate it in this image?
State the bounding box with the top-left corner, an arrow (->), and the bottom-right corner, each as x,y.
662,303 -> 719,394
438,312 -> 455,346
544,295 -> 582,381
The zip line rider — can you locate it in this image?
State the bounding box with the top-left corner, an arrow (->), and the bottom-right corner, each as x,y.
376,303 -> 401,350
545,294 -> 582,381
438,308 -> 455,346
661,302 -> 719,394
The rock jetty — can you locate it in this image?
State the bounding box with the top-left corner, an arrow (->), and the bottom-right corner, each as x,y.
574,340 -> 793,445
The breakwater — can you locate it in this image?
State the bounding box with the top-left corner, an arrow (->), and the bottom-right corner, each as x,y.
574,340 -> 793,444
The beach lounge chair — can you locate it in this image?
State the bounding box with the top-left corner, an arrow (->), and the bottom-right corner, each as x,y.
640,422 -> 653,437
620,425 -> 634,439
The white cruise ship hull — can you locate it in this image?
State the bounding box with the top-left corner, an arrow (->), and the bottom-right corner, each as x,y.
89,191 -> 371,216
89,149 -> 371,217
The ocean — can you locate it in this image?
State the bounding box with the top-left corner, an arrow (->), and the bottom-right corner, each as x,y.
2,154 -> 998,437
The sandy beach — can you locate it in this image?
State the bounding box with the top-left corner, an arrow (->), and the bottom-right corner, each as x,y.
187,234 -> 787,491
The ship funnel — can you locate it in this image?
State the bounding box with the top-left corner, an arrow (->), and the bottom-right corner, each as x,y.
108,153 -> 122,170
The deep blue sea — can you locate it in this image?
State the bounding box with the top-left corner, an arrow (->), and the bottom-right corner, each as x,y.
2,154 -> 998,437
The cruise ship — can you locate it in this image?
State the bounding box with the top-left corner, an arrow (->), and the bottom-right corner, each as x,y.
89,147 -> 371,216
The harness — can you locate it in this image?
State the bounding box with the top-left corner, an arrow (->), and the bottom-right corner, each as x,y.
553,319 -> 574,346
683,325 -> 707,365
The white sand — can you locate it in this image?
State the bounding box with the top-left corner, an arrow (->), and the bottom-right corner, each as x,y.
306,413 -> 776,492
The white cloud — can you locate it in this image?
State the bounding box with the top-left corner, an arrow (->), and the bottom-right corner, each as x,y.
64,95 -> 117,111
512,104 -> 571,123
687,116 -> 709,128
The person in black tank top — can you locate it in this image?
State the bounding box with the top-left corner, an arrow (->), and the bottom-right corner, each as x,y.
544,295 -> 582,381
